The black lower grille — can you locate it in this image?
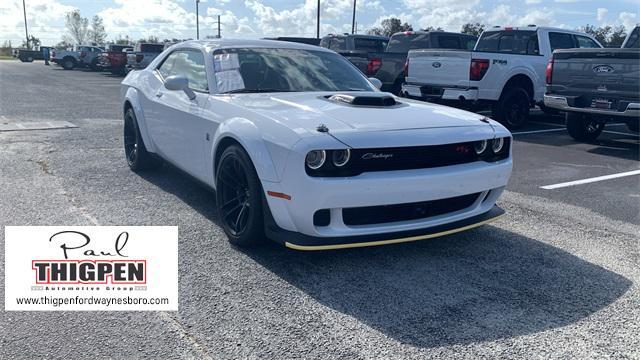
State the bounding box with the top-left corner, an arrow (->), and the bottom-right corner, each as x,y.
342,193 -> 480,226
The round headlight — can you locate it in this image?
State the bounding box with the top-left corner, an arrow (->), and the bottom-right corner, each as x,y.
305,150 -> 326,170
491,138 -> 505,153
474,140 -> 488,155
332,149 -> 351,167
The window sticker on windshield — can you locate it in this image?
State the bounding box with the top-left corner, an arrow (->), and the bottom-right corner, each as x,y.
213,53 -> 240,72
216,70 -> 245,93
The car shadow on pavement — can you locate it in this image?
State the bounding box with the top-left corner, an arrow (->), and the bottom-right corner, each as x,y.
138,163 -> 631,349
243,227 -> 631,348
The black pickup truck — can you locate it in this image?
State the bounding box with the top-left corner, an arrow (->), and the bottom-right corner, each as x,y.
321,32 -> 477,94
544,25 -> 640,141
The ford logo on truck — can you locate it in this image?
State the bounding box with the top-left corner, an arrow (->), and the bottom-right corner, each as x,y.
593,65 -> 614,73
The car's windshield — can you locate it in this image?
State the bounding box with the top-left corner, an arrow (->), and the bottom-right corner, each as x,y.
213,48 -> 375,94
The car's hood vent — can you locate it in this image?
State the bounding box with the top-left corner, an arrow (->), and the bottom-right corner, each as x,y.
326,93 -> 398,107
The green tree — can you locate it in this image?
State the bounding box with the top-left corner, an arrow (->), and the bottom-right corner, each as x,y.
88,15 -> 107,45
461,22 -> 485,37
580,24 -> 628,47
367,18 -> 412,37
21,35 -> 40,49
64,10 -> 89,45
422,26 -> 444,32
609,25 -> 627,47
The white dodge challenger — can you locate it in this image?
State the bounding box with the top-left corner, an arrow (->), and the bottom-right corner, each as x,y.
121,39 -> 512,250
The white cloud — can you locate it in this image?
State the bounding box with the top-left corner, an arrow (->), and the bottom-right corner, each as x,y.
526,0 -> 542,4
0,0 -> 75,45
243,0 -> 353,37
597,8 -> 608,22
619,11 -> 637,31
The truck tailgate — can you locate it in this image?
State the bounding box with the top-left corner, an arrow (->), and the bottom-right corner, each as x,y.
552,49 -> 640,102
406,50 -> 471,88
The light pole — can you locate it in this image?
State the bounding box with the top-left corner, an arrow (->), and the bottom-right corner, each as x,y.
316,0 -> 320,39
22,0 -> 29,49
351,0 -> 356,34
196,0 -> 200,40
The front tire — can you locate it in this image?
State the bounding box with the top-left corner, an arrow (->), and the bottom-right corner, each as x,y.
566,112 -> 604,142
492,87 -> 531,129
124,108 -> 161,171
216,145 -> 265,247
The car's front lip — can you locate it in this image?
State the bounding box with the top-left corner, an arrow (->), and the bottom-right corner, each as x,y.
264,204 -> 505,251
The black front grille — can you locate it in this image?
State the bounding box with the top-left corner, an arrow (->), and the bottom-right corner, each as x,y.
342,193 -> 480,226
306,139 -> 510,177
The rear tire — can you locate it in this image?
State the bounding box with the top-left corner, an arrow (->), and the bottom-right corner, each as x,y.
124,108 -> 161,171
566,112 -> 604,142
215,145 -> 265,247
492,87 -> 531,129
62,57 -> 76,70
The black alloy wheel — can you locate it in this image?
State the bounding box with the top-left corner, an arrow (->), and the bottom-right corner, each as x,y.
494,87 -> 531,129
123,108 -> 160,171
216,145 -> 264,246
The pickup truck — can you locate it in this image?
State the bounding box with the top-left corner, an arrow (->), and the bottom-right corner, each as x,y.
98,44 -> 133,75
403,26 -> 602,128
17,49 -> 44,62
544,25 -> 639,141
126,43 -> 165,71
319,34 -> 389,77
321,32 -> 476,94
51,45 -> 103,70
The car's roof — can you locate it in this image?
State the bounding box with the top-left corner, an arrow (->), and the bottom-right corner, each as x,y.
171,39 -> 332,53
484,26 -> 587,35
390,30 -> 476,37
322,34 -> 389,40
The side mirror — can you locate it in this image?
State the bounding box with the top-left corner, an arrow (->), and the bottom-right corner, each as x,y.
368,77 -> 382,90
164,75 -> 196,100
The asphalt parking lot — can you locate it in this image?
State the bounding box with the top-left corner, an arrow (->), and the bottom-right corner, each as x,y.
1,60 -> 639,359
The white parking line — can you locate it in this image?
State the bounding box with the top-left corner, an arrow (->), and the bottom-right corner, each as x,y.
512,128 -> 566,135
541,169 -> 640,190
603,130 -> 639,136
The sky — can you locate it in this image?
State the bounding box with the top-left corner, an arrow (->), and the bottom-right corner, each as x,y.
1,0 -> 638,46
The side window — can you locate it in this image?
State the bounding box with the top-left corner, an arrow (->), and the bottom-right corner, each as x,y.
549,32 -> 576,51
475,31 -> 500,52
438,35 -> 462,49
526,35 -> 539,55
463,37 -> 477,50
498,34 -> 515,52
625,27 -> 639,48
576,35 -> 600,48
157,50 -> 208,92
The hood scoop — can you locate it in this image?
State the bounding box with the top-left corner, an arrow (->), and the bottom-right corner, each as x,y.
326,93 -> 398,107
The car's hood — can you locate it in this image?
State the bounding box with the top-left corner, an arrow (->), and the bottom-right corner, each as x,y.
222,91 -> 493,137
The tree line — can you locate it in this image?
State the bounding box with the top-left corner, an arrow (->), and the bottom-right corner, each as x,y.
367,18 -> 631,47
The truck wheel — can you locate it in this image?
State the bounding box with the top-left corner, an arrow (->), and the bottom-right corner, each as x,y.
390,77 -> 404,96
62,57 -> 76,70
124,108 -> 161,171
627,122 -> 639,133
493,87 -> 530,129
26,56 -> 34,62
90,58 -> 100,71
566,113 -> 603,142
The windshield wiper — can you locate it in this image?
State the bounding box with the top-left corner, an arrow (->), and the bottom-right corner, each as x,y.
223,88 -> 293,94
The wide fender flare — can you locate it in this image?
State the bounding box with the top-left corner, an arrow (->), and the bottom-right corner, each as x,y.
210,117 -> 281,187
499,67 -> 541,99
123,87 -> 157,153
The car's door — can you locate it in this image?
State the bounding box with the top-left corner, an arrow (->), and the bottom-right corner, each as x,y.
150,49 -> 211,181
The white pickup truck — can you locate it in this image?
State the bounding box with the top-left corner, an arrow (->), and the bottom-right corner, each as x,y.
402,26 -> 602,128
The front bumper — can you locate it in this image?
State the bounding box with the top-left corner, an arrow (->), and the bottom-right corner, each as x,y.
544,95 -> 640,118
265,205 -> 505,250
